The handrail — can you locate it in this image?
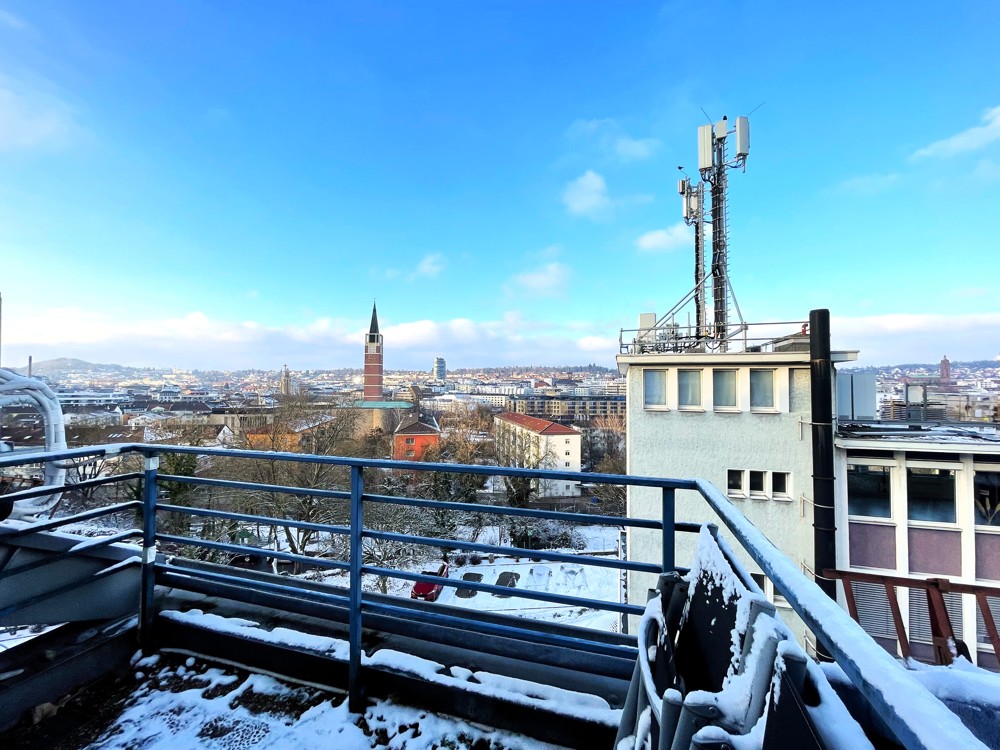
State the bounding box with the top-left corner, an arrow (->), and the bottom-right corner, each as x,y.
693,478 -> 985,750
0,443 -> 988,748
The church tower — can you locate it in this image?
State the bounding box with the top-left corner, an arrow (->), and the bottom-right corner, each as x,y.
363,303 -> 384,401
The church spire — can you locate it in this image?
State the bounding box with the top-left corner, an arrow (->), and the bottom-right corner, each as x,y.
369,302 -> 380,335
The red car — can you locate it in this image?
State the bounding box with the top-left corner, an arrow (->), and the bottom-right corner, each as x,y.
410,561 -> 450,602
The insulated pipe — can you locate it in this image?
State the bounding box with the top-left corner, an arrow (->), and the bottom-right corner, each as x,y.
809,311 -> 837,607
0,368 -> 67,518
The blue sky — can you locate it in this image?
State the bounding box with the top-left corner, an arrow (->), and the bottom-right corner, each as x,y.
1,1 -> 998,371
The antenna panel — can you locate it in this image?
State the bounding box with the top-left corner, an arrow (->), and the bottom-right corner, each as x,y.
698,125 -> 713,170
714,118 -> 728,139
735,116 -> 750,157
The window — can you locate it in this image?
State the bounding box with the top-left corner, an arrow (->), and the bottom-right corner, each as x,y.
749,470 -> 766,495
750,369 -> 775,409
772,472 -> 790,497
565,438 -> 570,443
713,370 -> 737,409
405,437 -> 415,445
974,470 -> 1000,527
565,462 -> 570,467
727,470 -> 745,495
678,369 -> 702,408
643,369 -> 667,408
565,450 -> 570,455
848,465 -> 891,518
405,450 -> 414,457
907,467 -> 956,523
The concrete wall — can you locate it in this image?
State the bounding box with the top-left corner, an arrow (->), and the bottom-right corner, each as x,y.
622,352 -> 817,644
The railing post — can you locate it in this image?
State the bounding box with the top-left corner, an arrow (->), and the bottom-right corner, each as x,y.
661,487 -> 675,572
348,465 -> 364,712
139,452 -> 159,654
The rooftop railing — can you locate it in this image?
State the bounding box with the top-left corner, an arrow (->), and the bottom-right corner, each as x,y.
619,319 -> 810,356
0,443 -> 985,749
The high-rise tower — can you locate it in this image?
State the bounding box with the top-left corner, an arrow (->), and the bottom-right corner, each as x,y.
363,303 -> 384,401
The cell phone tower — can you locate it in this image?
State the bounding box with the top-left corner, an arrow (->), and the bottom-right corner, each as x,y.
679,115 -> 750,349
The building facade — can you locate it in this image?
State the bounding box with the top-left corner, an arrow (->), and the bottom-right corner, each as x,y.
836,426 -> 1000,670
494,412 -> 582,498
617,333 -> 856,646
393,415 -> 441,461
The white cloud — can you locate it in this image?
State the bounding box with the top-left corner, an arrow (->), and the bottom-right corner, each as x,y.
562,170 -> 610,218
634,223 -> 692,253
382,253 -> 446,282
837,173 -> 900,195
912,105 -> 1000,159
0,305 -> 619,370
567,118 -> 660,162
413,252 -> 445,279
972,158 -> 1000,183
0,78 -> 82,152
615,136 -> 660,161
504,262 -> 570,298
831,312 -> 1000,367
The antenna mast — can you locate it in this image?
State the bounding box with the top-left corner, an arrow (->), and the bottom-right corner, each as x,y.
697,115 -> 749,350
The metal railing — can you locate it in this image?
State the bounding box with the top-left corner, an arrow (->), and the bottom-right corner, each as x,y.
825,568 -> 1000,665
0,443 -> 986,749
619,319 -> 810,356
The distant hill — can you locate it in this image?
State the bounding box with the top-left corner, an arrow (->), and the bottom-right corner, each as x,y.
9,358 -> 131,377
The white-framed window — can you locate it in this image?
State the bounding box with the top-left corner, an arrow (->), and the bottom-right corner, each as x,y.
643,369 -> 667,408
565,461 -> 570,467
907,467 -> 956,523
974,469 -> 1000,527
678,369 -> 702,408
405,437 -> 415,445
772,471 -> 791,499
847,464 -> 892,518
749,470 -> 767,497
727,469 -> 745,497
713,369 -> 738,410
750,369 -> 775,410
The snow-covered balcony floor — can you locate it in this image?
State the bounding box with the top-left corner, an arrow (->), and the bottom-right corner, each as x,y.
4,652 -> 565,750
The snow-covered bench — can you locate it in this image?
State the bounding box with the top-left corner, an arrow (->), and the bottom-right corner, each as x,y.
614,526 -> 872,750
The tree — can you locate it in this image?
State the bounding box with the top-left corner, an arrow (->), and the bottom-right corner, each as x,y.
228,394 -> 364,558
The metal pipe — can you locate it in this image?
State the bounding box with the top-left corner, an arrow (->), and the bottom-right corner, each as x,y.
809,309 -> 837,609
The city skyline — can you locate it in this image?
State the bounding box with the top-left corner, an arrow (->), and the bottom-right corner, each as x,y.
1,3 -> 998,370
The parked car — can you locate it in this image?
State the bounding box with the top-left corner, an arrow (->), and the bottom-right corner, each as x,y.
410,561 -> 450,602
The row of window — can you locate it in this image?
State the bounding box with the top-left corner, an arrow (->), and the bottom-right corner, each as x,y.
643,368 -> 777,411
847,464 -> 1000,526
727,469 -> 791,500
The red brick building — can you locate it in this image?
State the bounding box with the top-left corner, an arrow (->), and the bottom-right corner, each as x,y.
363,303 -> 384,401
393,415 -> 441,461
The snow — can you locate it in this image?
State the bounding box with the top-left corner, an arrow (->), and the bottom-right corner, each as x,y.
691,478 -> 989,750
82,656 -> 564,750
161,609 -> 351,660
159,609 -> 622,726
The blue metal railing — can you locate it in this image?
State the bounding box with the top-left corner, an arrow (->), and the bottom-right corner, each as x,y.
0,442 -> 984,749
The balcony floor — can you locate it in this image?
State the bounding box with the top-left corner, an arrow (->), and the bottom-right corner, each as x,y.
3,652 -> 568,750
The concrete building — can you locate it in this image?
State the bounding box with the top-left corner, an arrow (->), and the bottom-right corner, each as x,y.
433,356 -> 446,381
494,412 -> 582,498
617,317 -> 857,646
506,394 -> 627,423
